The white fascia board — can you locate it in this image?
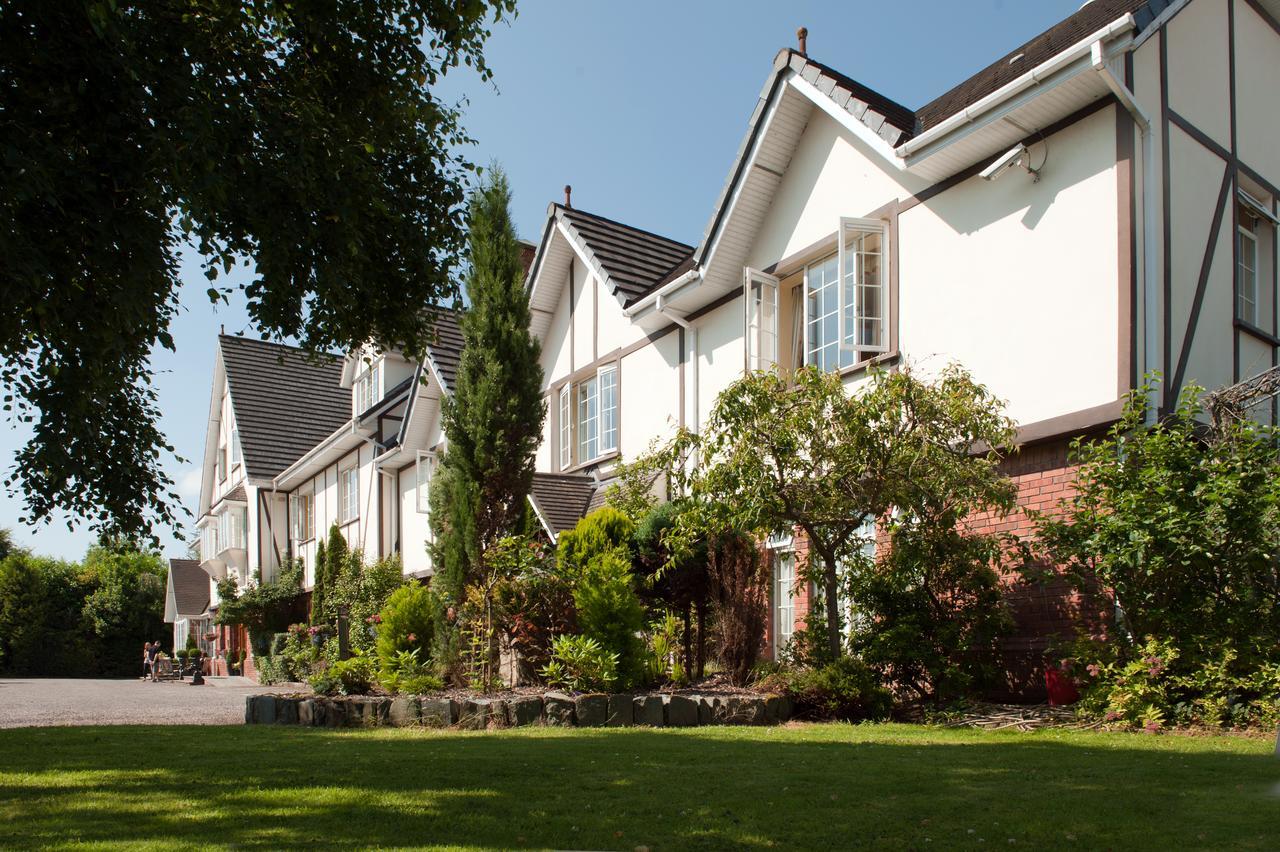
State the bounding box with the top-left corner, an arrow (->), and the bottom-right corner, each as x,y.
554,215 -> 624,308
526,493 -> 558,543
898,15 -> 1137,162
271,417 -> 359,490
786,71 -> 903,165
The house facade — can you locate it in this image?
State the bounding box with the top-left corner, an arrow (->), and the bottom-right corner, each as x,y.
522,0 -> 1280,691
183,0 -> 1278,691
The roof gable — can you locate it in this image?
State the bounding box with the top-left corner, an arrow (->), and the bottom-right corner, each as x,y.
556,205 -> 694,307
167,558 -> 210,617
218,335 -> 349,480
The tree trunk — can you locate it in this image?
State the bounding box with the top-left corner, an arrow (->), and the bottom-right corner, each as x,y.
681,604 -> 693,680
695,598 -> 707,679
822,553 -> 842,660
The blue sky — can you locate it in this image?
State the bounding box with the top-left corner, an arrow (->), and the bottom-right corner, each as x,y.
0,0 -> 1085,561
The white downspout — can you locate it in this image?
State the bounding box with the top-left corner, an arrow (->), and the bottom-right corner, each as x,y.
657,291 -> 699,433
1093,40 -> 1159,425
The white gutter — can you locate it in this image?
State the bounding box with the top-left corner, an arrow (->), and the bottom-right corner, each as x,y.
897,14 -> 1138,160
656,291 -> 700,433
625,268 -> 700,318
1091,39 -> 1158,425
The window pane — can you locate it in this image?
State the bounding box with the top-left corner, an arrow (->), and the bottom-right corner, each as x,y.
599,369 -> 618,452
807,254 -> 854,371
578,377 -> 598,461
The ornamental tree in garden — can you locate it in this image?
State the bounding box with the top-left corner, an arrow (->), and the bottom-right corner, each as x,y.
670,364 -> 1018,660
0,0 -> 515,541
430,167 -> 546,605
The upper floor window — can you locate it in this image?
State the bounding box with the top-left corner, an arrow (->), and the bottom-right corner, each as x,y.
290,491 -> 313,542
200,522 -> 219,563
339,467 -> 359,524
217,506 -> 247,552
1238,209 -> 1259,326
216,442 -> 228,482
558,365 -> 619,469
558,386 -> 572,470
747,216 -> 889,377
415,451 -> 435,514
354,361 -> 380,414
230,428 -> 242,470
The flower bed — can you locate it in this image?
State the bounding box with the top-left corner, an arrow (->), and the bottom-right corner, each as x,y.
245,690 -> 793,729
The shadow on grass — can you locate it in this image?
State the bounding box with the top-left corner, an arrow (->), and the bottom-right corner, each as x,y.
0,724 -> 1276,850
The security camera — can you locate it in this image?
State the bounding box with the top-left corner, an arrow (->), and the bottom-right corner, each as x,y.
980,144 -> 1031,181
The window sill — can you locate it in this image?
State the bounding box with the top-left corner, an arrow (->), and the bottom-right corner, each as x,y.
836,350 -> 900,379
339,518 -> 359,529
561,450 -> 619,474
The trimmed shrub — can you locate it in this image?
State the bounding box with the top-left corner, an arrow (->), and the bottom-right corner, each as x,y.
375,583 -> 439,678
556,507 -> 635,581
707,530 -> 768,685
573,548 -> 646,687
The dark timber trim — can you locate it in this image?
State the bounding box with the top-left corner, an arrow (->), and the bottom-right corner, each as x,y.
1170,163 -> 1235,400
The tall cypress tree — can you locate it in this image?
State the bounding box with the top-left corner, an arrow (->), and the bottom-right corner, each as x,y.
430,166 -> 545,604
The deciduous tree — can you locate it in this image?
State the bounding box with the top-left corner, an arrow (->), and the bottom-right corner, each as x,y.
0,0 -> 515,540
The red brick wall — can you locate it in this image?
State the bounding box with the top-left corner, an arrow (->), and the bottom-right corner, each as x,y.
762,437 -> 1110,700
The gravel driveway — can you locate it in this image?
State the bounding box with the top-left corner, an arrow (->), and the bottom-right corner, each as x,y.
0,678 -> 306,728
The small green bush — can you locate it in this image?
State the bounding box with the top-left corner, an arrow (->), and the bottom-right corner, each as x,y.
573,548 -> 646,686
375,583 -> 439,680
379,648 -> 444,694
309,654 -> 377,696
541,634 -> 619,693
556,507 -> 635,581
765,657 -> 892,721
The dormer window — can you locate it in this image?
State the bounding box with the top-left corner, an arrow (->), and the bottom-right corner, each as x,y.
355,360 -> 380,415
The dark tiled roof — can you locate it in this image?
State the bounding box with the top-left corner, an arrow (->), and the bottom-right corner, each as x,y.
528,472 -> 597,536
211,483 -> 246,510
783,50 -> 917,145
219,335 -> 349,479
557,205 -> 694,306
785,1 -> 1165,145
915,0 -> 1164,134
169,558 -> 210,616
424,309 -> 465,393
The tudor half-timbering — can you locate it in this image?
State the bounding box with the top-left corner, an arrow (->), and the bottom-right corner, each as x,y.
523,0 -> 1280,691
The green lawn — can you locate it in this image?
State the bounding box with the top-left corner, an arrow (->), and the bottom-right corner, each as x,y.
0,723 -> 1276,850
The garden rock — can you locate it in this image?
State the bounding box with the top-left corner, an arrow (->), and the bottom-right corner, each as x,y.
388,696 -> 420,727
488,699 -> 511,728
251,695 -> 276,725
633,695 -> 664,726
509,696 -> 544,727
458,698 -> 492,730
606,694 -> 633,727
275,697 -> 298,725
664,694 -> 698,727
574,693 -> 609,727
695,695 -> 717,725
544,692 -> 576,726
348,697 -> 389,727
298,699 -> 322,726
420,698 -> 456,728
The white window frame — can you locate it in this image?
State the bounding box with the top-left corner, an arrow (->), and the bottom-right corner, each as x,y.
598,365 -> 618,455
290,491 -> 313,543
1238,215 -> 1260,326
216,442 -> 227,483
744,267 -> 780,372
339,467 -> 359,525
838,217 -> 889,355
217,506 -> 246,552
415,451 -> 435,514
354,360 -> 380,414
558,385 -> 572,470
577,374 -> 599,463
771,546 -> 796,660
230,428 -> 241,469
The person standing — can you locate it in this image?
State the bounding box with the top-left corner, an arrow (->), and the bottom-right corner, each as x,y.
140,642 -> 152,681
145,641 -> 160,682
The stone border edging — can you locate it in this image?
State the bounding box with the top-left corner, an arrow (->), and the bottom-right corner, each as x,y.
245,690 -> 793,729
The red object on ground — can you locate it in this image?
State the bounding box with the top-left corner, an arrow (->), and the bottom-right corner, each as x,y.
1044,665 -> 1080,706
